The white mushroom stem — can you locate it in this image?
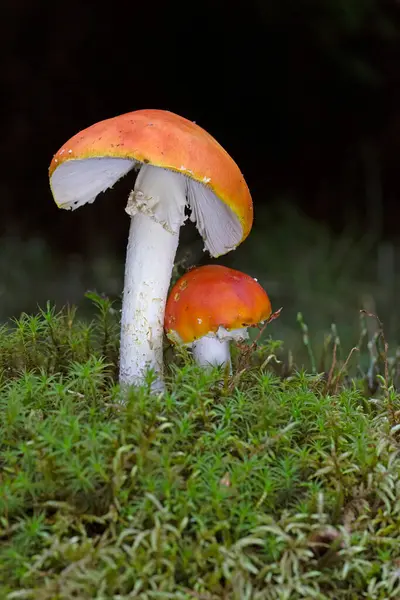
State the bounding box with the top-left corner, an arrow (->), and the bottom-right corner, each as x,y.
119,165 -> 188,391
190,327 -> 250,374
192,336 -> 232,373
119,214 -> 179,390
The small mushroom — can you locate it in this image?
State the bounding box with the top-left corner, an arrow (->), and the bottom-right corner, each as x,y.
164,265 -> 272,371
49,110 -> 253,390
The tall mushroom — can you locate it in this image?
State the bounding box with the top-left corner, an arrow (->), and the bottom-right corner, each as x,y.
165,265 -> 272,371
49,110 -> 253,390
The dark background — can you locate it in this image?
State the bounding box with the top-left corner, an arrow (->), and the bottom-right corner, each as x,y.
2,0 -> 400,356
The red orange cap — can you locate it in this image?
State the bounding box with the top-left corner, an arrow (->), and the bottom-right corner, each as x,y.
49,109 -> 253,248
165,265 -> 272,344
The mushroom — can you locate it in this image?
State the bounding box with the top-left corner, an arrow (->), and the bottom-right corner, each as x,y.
48,110 -> 253,390
164,264 -> 272,371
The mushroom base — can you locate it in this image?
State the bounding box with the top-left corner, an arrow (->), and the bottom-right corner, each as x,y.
119,213 -> 180,390
191,336 -> 232,373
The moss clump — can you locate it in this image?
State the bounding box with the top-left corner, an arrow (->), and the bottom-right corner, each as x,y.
0,296 -> 400,599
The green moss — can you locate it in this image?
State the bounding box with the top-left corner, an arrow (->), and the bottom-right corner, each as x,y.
0,296 -> 399,599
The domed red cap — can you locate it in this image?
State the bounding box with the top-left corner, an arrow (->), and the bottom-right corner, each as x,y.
165,265 -> 272,344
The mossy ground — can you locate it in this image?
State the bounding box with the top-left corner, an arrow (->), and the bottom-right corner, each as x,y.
1,296 -> 400,599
